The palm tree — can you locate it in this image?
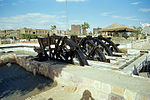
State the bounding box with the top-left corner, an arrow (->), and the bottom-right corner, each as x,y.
51,25 -> 56,35
81,22 -> 90,35
51,25 -> 56,30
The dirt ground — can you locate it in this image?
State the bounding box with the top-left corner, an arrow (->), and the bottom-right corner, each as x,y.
0,64 -> 55,100
26,84 -> 82,100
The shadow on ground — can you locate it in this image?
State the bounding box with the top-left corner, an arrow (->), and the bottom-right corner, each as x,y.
0,63 -> 53,99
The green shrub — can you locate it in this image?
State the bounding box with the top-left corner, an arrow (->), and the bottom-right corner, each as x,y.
20,34 -> 37,39
141,36 -> 147,39
20,34 -> 25,39
30,34 -> 37,39
10,36 -> 17,40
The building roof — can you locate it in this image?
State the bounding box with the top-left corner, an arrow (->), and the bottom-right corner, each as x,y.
101,23 -> 138,32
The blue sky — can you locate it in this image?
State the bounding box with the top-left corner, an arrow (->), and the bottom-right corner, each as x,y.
0,0 -> 150,31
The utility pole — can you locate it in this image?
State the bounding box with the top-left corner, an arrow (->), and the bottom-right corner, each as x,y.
66,0 -> 69,35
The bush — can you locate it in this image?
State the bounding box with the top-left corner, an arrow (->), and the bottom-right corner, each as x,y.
20,34 -> 25,39
30,34 -> 37,39
20,34 -> 37,39
141,36 -> 147,39
10,36 -> 17,40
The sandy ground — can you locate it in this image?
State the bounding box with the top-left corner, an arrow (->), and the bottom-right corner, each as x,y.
0,50 -> 37,57
26,85 -> 82,100
0,64 -> 55,100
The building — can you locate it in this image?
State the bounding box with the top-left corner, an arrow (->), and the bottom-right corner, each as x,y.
142,26 -> 150,35
0,28 -> 68,39
0,28 -> 53,39
0,29 -> 20,38
56,30 -> 66,35
141,23 -> 150,28
100,23 -> 137,37
20,28 -> 52,37
71,25 -> 81,35
93,28 -> 102,34
141,23 -> 150,35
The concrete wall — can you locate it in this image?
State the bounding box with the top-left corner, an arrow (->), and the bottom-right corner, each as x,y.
119,38 -> 150,50
131,39 -> 148,49
0,54 -> 150,100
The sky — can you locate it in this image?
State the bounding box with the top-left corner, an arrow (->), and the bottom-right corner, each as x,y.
0,0 -> 150,31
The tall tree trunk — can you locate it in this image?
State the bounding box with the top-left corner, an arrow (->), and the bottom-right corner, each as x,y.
83,28 -> 86,35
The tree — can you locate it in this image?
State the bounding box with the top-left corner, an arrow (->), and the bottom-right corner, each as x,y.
81,22 -> 90,35
133,26 -> 143,39
133,26 -> 143,34
51,25 -> 56,30
51,25 -> 56,35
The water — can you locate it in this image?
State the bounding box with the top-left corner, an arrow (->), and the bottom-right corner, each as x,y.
0,63 -> 54,100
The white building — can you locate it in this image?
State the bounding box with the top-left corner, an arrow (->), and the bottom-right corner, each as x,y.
141,23 -> 150,28
141,23 -> 150,35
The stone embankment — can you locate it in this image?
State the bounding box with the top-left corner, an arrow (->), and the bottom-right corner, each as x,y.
0,54 -> 150,100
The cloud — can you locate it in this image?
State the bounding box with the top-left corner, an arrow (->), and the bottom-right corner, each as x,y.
139,8 -> 150,12
0,13 -> 68,30
124,16 -> 140,21
100,12 -> 112,16
130,2 -> 141,5
112,16 -> 120,18
56,0 -> 87,2
112,15 -> 140,21
101,12 -> 140,21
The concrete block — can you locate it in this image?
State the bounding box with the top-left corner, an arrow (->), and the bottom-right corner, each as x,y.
135,93 -> 150,100
108,93 -> 125,100
139,72 -> 149,78
127,44 -> 132,48
118,44 -> 131,49
83,78 -> 95,88
75,84 -> 84,94
112,86 -> 125,96
61,71 -> 74,82
124,89 -> 136,100
101,83 -> 111,94
127,49 -> 140,55
93,80 -> 101,89
98,92 -> 109,100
